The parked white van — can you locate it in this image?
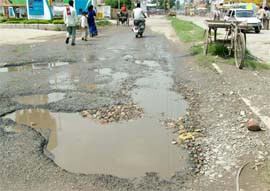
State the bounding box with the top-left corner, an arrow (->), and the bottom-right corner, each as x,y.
224,9 -> 262,33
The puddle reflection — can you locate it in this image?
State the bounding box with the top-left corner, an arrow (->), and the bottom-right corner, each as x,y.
5,109 -> 58,151
5,110 -> 186,178
0,62 -> 69,73
15,93 -> 65,105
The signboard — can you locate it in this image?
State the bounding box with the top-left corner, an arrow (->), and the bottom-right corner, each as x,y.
26,0 -> 53,20
96,5 -> 110,18
28,0 -> 44,15
8,7 -> 15,17
75,0 -> 88,15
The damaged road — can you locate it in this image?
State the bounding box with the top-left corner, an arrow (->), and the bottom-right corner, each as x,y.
1,16 -> 270,191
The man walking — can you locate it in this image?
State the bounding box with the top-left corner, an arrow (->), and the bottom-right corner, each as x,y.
63,0 -> 77,46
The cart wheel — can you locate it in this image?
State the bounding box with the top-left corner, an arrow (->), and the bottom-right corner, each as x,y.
203,29 -> 210,55
234,33 -> 246,69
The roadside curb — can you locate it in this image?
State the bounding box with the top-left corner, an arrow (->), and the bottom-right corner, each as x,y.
0,23 -> 66,31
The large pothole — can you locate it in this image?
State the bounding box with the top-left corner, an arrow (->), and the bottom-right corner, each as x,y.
5,108 -> 188,178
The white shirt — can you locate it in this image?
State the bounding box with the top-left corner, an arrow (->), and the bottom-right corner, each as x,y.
133,7 -> 145,20
258,8 -> 265,19
80,15 -> 88,28
63,6 -> 77,27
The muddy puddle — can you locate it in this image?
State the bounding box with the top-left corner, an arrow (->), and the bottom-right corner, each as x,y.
0,61 -> 69,73
132,70 -> 186,118
4,59 -> 188,178
15,92 -> 65,105
5,109 -> 187,178
49,71 -> 79,90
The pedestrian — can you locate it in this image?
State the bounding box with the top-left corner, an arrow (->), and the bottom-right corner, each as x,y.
213,5 -> 220,21
80,11 -> 88,41
121,4 -> 126,12
63,0 -> 77,46
257,6 -> 265,29
264,7 -> 270,30
87,5 -> 98,37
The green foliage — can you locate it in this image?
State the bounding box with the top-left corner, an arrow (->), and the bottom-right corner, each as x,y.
171,18 -> 204,42
4,19 -> 51,24
0,18 -> 7,23
54,26 -> 61,31
105,0 -> 132,9
52,19 -> 64,24
171,18 -> 270,70
245,52 -> 270,70
191,45 -> 203,55
155,0 -> 175,9
208,43 -> 230,58
96,20 -> 111,27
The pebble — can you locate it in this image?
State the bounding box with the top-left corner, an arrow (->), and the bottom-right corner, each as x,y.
247,118 -> 261,131
81,102 -> 143,124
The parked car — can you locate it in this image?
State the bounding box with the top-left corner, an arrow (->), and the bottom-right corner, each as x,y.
224,8 -> 262,33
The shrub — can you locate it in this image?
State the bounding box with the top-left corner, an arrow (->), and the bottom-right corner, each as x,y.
0,18 -> 7,23
23,20 -> 51,24
52,19 -> 64,24
96,20 -> 111,27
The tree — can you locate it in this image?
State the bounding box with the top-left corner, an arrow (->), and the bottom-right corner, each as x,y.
105,0 -> 132,9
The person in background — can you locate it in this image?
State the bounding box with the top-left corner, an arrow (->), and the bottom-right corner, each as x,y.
63,0 -> 77,46
257,6 -> 265,29
121,4 -> 127,12
213,5 -> 221,20
87,5 -> 98,37
264,7 -> 270,30
132,2 -> 147,23
80,11 -> 88,41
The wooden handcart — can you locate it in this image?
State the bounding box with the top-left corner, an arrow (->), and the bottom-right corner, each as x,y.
204,20 -> 248,69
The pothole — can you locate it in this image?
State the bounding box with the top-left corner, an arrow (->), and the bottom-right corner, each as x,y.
49,72 -> 78,90
132,70 -> 187,118
4,109 -> 188,178
0,61 -> 70,73
94,68 -> 129,87
15,92 -> 65,105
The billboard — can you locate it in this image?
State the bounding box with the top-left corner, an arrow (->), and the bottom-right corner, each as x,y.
26,0 -> 53,20
28,0 -> 44,15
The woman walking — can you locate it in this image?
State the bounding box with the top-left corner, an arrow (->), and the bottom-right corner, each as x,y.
87,5 -> 98,37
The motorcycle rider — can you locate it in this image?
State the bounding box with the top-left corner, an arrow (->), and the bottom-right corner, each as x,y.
132,2 -> 147,30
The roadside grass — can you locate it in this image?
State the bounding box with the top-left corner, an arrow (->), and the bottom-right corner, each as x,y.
96,20 -> 111,27
171,18 -> 270,70
170,17 -> 204,43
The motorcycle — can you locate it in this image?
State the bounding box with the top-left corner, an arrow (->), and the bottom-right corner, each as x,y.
132,19 -> 146,38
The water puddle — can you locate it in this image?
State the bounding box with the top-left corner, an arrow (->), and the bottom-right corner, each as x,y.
4,58 -> 188,178
132,64 -> 187,118
94,68 -> 129,87
49,72 -> 78,90
5,108 -> 187,178
0,61 -> 69,73
94,68 -> 112,75
5,109 -> 58,150
98,57 -> 107,61
15,92 -> 65,105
